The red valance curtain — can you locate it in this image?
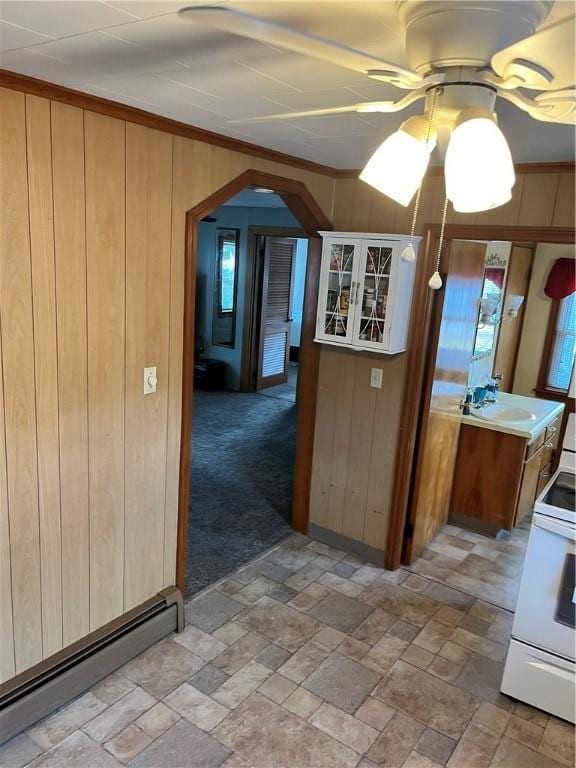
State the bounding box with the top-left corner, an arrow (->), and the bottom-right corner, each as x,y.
544,258 -> 576,300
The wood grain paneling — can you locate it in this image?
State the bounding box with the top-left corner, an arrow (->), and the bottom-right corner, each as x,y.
517,173 -> 559,226
163,136 -> 191,588
552,172 -> 576,227
125,124 -> 172,610
84,112 -> 126,630
0,327 -> 15,683
0,87 -> 42,673
318,172 -> 574,557
327,351 -> 356,534
363,355 -> 406,550
26,94 -> 63,659
51,101 -> 90,646
308,348 -> 338,531
342,356 -> 377,542
0,69 -> 573,685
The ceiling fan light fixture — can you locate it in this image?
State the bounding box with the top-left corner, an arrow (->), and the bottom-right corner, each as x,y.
445,107 -> 515,213
359,116 -> 437,207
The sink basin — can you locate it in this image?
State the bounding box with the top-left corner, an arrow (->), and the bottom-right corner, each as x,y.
472,404 -> 536,423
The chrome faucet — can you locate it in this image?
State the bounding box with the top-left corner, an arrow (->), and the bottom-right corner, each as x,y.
474,396 -> 496,409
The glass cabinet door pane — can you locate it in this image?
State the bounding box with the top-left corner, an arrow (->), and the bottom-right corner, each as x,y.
322,243 -> 355,339
357,245 -> 392,345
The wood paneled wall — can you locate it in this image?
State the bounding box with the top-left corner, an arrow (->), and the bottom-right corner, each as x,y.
0,78 -> 573,683
309,170 -> 574,553
0,85 -> 334,683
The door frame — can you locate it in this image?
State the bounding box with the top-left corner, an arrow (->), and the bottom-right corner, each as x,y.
240,226 -> 307,393
177,170 -> 332,595
386,224 -> 575,571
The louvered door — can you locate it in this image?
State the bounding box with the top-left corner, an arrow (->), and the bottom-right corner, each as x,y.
257,237 -> 296,389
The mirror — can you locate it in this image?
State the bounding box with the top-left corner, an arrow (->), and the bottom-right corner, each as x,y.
212,228 -> 239,348
473,266 -> 506,359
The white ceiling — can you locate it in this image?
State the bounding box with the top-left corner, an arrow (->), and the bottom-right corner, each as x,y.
0,1 -> 574,168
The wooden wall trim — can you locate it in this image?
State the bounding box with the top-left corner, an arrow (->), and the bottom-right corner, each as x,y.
176,169 -> 331,595
386,223 -> 576,571
334,162 -> 576,179
1,69 -> 573,183
0,69 -> 335,179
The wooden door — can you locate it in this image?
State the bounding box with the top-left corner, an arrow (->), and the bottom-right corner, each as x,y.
404,240 -> 486,561
257,236 -> 297,389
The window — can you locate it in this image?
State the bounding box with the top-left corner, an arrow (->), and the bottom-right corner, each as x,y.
546,292 -> 576,392
212,228 -> 239,349
216,230 -> 239,314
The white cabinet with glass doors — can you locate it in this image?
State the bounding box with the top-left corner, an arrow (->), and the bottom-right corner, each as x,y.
315,232 -> 420,354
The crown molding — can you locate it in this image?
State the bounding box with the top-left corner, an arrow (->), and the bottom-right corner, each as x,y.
0,69 -> 336,178
1,69 -> 574,181
333,161 -> 576,179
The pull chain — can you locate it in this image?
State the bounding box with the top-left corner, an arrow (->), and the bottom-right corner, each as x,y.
429,195 -> 449,290
401,86 -> 440,264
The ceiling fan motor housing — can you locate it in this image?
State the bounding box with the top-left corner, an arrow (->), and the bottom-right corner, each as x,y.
426,80 -> 498,128
397,0 -> 553,74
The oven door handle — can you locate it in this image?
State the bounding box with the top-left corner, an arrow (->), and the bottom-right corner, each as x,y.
533,513 -> 576,541
528,658 -> 575,683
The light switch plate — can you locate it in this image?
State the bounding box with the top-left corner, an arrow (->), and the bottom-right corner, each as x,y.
144,366 -> 157,395
370,367 -> 383,389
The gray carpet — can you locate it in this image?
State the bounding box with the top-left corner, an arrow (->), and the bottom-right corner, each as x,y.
186,389 -> 296,595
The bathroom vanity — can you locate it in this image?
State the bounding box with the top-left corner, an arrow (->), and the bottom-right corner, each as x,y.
450,392 -> 564,533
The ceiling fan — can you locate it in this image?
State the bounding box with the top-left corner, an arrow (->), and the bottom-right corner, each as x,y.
179,1 -> 575,215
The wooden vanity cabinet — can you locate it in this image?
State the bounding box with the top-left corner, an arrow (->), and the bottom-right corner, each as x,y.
450,416 -> 561,533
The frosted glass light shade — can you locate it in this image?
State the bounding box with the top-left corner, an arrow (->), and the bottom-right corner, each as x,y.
360,117 -> 435,207
445,109 -> 515,213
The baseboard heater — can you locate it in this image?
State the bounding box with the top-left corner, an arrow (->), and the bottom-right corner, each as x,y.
0,587 -> 183,744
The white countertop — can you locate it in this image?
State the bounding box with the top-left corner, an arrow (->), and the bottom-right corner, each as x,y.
462,391 -> 565,441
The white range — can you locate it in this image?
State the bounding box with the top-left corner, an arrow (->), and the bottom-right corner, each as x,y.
501,419 -> 575,722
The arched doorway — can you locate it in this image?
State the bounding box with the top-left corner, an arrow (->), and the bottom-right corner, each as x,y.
176,170 -> 332,594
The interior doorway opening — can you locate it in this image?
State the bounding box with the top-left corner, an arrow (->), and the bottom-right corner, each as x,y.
389,225 -> 575,613
177,171 -> 331,598
188,193 -> 307,594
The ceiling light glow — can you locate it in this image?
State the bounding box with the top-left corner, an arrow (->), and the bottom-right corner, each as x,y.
445,108 -> 515,213
359,116 -> 437,207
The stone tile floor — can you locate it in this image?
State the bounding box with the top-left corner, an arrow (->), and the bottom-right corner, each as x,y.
2,530 -> 574,768
407,520 -> 531,612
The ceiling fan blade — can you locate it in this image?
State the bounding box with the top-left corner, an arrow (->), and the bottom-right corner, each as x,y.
230,105 -> 363,123
500,89 -> 576,125
179,6 -> 421,87
491,14 -> 575,90
229,92 -> 426,123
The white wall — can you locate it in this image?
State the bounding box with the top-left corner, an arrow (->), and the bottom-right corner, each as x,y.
513,242 -> 576,396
